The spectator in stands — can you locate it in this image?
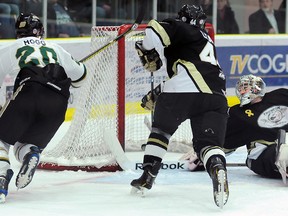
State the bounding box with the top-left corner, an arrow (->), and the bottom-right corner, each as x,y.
217,0 -> 239,34
249,0 -> 285,34
47,0 -> 82,38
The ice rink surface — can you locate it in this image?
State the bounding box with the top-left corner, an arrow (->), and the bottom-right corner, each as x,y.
1,143 -> 288,216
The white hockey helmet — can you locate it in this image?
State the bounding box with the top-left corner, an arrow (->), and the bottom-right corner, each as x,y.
235,75 -> 266,107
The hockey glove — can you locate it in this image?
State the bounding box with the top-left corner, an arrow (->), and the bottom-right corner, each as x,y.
141,83 -> 162,111
135,40 -> 163,72
179,149 -> 205,171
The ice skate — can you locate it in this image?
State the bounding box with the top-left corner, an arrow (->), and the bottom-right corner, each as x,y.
275,129 -> 288,184
16,146 -> 40,189
130,161 -> 162,196
208,156 -> 229,208
0,169 -> 14,203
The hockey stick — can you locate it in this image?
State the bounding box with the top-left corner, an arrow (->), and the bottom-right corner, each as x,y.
104,129 -> 133,171
141,115 -> 151,150
140,73 -> 155,150
150,72 -> 154,121
79,0 -> 146,63
104,129 -> 246,171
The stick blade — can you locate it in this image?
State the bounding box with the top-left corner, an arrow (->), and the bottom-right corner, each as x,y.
103,129 -> 133,171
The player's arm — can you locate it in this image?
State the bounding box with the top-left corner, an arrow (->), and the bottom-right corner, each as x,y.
135,19 -> 172,72
55,45 -> 87,88
135,40 -> 162,72
140,82 -> 163,110
70,64 -> 87,88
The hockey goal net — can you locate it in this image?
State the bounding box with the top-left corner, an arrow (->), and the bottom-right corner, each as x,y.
38,24 -> 192,172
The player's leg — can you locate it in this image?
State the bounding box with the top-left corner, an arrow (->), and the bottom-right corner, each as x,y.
0,86 -> 35,196
247,142 -> 281,178
15,85 -> 67,189
191,95 -> 229,208
130,93 -> 183,194
0,141 -> 14,203
13,142 -> 41,189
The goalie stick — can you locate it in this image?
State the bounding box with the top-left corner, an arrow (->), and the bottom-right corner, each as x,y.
79,0 -> 146,63
104,129 -> 246,171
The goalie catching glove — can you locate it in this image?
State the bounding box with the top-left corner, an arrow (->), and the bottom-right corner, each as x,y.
141,83 -> 163,111
135,41 -> 163,72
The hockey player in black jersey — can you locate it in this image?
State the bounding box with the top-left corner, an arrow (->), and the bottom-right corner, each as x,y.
0,13 -> 86,203
226,74 -> 288,182
130,4 -> 229,208
183,74 -> 288,184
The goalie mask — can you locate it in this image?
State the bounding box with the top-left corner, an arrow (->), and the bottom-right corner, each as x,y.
15,13 -> 44,38
235,75 -> 266,107
177,4 -> 207,29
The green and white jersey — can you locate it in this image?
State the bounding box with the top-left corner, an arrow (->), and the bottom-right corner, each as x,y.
0,36 -> 86,87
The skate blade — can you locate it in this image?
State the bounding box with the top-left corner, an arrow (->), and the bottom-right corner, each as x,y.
214,169 -> 229,209
16,156 -> 38,189
130,186 -> 148,197
0,193 -> 6,204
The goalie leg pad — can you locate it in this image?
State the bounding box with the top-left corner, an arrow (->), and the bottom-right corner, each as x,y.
135,41 -> 163,72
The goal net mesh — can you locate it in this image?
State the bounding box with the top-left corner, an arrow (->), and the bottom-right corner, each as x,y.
39,24 -> 192,171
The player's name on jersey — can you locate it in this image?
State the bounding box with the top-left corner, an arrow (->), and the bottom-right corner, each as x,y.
23,38 -> 46,46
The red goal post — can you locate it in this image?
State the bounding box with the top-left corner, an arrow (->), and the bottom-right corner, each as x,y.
38,23 -> 214,172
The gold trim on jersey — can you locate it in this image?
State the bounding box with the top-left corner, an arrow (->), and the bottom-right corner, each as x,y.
247,140 -> 276,154
0,85 -> 24,118
173,60 -> 213,94
0,157 -> 9,162
0,147 -> 8,152
148,20 -> 171,47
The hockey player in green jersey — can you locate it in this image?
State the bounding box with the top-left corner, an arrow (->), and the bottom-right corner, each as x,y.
0,13 -> 87,203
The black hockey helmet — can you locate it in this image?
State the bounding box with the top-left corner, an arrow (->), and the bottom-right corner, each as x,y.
15,13 -> 44,38
177,4 -> 207,29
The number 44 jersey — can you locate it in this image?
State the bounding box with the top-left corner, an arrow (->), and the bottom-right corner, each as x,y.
143,19 -> 225,96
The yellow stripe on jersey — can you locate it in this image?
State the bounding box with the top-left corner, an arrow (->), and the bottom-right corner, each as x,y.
147,138 -> 168,148
173,60 -> 213,94
148,20 -> 171,47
